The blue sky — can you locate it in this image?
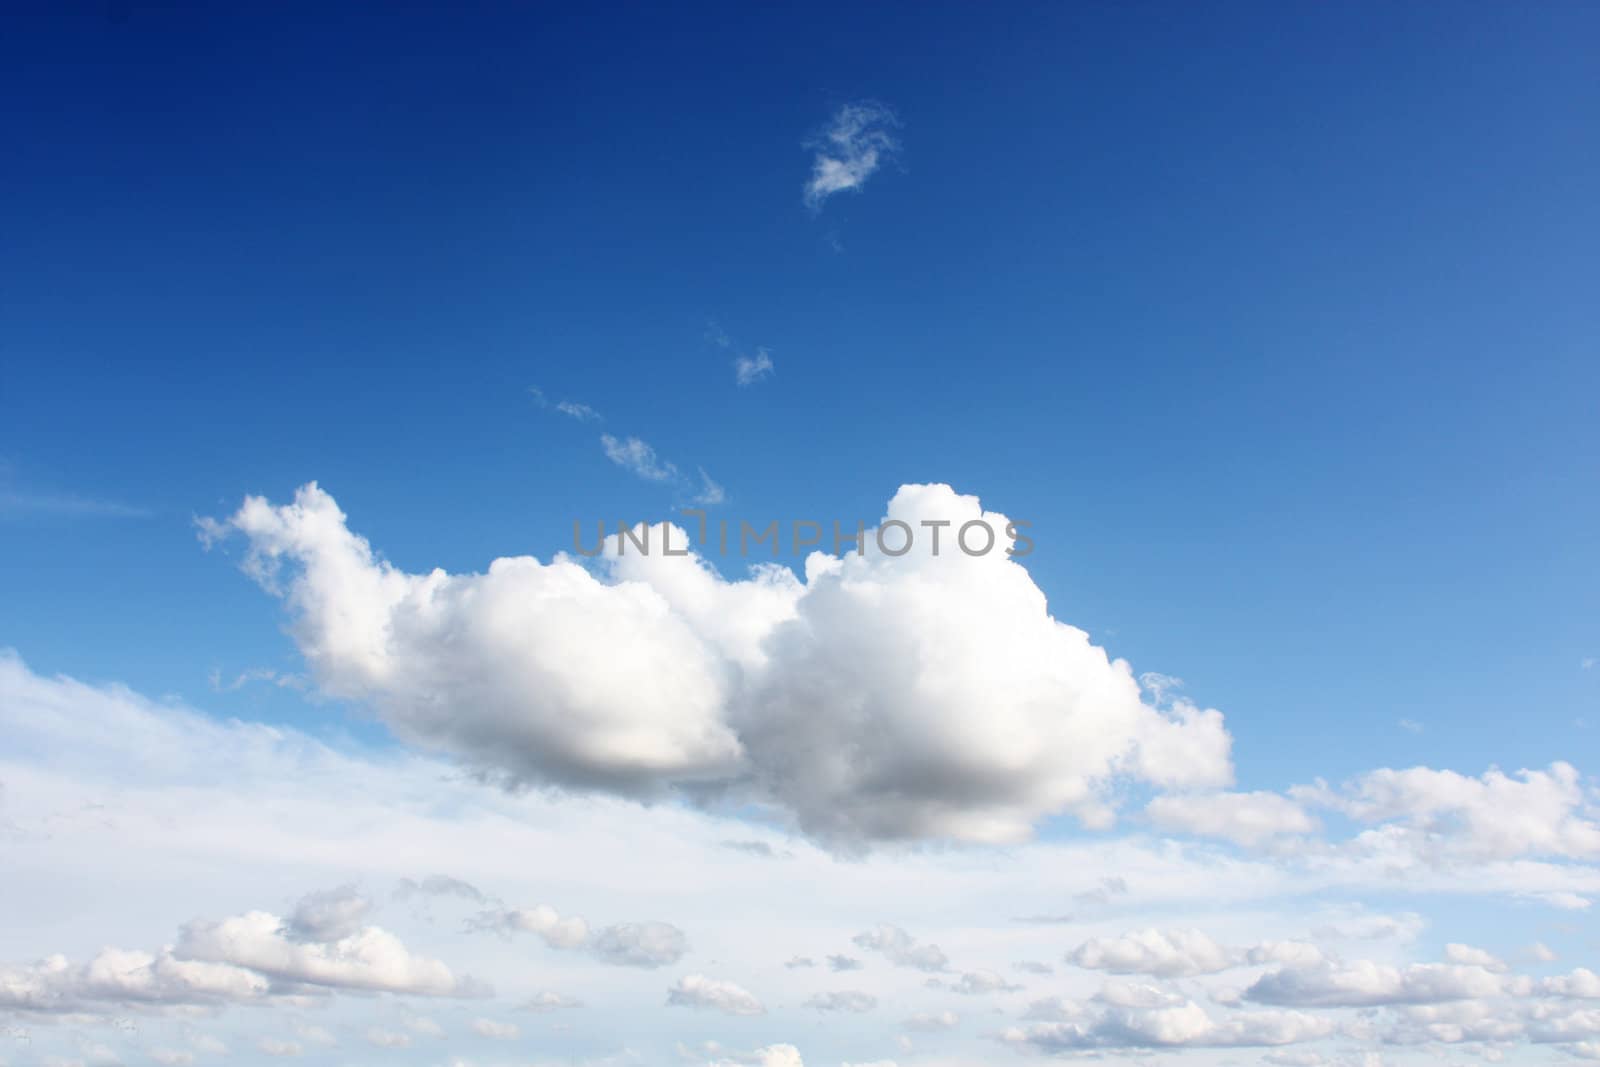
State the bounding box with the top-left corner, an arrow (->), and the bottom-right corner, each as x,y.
2,5 -> 1599,1066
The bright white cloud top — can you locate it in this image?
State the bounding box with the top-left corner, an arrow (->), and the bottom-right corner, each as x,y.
199,481 -> 1232,845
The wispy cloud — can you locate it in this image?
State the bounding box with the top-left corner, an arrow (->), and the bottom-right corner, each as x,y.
555,400 -> 600,422
0,490 -> 149,519
692,468 -> 725,506
804,101 -> 900,211
600,435 -> 677,482
733,348 -> 774,387
530,386 -> 602,422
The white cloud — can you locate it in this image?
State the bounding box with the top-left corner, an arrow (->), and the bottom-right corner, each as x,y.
1444,943 -> 1508,973
902,1010 -> 957,1031
1002,996 -> 1335,1051
286,885 -> 371,942
176,910 -> 485,997
804,102 -> 899,211
588,922 -> 689,968
1068,928 -> 1236,978
666,975 -> 765,1016
1295,762 -> 1600,861
555,400 -> 600,422
600,434 -> 678,482
0,948 -> 268,1013
202,482 -> 1234,845
693,467 -> 726,507
852,925 -> 948,972
734,349 -> 774,387
469,904 -> 590,949
1541,969 -> 1600,998
1245,960 -> 1512,1007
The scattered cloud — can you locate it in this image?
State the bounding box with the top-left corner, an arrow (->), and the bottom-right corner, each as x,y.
600,434 -> 678,482
804,102 -> 900,211
734,348 -> 774,387
806,990 -> 878,1013
667,975 -> 765,1016
852,925 -> 948,972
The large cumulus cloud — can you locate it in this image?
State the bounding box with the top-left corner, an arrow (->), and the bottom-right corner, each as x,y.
202,482 -> 1233,844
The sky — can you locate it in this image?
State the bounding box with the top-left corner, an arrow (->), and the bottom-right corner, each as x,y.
1,3 -> 1598,1066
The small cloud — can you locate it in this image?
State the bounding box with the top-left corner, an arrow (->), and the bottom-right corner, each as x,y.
1583,657 -> 1596,670
667,975 -> 766,1016
734,348 -> 775,387
693,468 -> 726,507
523,991 -> 583,1012
600,435 -> 677,482
555,400 -> 601,422
784,956 -> 816,969
805,990 -> 878,1013
804,101 -> 900,211
828,954 -> 864,972
1398,718 -> 1424,734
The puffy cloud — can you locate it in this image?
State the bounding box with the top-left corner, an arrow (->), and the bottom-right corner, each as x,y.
666,975 -> 765,1016
1541,969 -> 1600,999
1067,928 -> 1235,978
1145,790 -> 1316,846
805,990 -> 877,1013
1443,943 -> 1508,973
0,948 -> 267,1013
1245,960 -> 1511,1007
902,1010 -> 958,1031
827,955 -> 863,972
803,101 -> 899,211
1002,995 -> 1335,1052
204,483 -> 1233,845
1296,763 -> 1600,861
588,922 -> 689,968
852,926 -> 947,972
469,904 -> 590,949
176,910 -> 484,997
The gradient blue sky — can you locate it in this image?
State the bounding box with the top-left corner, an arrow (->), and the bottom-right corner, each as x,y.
5,3 -> 1595,783
2,6 -> 1599,1064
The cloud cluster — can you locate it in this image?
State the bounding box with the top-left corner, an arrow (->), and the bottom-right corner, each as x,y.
1066,928 -> 1323,978
202,482 -> 1235,845
0,893 -> 483,1016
